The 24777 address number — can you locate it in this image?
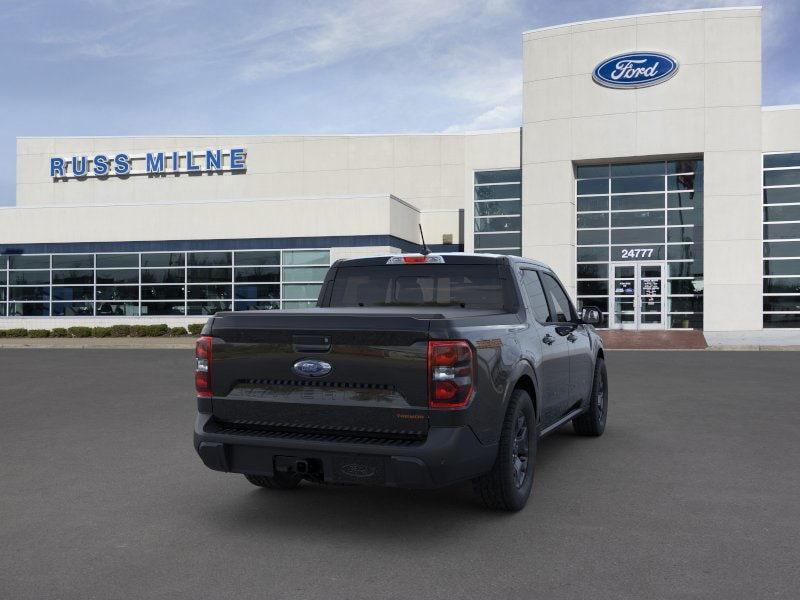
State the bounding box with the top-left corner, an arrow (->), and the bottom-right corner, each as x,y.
620,247 -> 655,259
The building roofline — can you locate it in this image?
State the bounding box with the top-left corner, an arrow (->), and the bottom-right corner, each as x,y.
522,5 -> 762,36
0,193 -> 421,213
16,128 -> 520,141
763,104 -> 800,112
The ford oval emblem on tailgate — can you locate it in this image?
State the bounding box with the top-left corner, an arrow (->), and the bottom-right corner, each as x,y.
340,463 -> 376,478
292,358 -> 332,378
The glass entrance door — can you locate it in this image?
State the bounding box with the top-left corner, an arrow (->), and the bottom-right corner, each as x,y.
610,262 -> 666,330
611,264 -> 636,329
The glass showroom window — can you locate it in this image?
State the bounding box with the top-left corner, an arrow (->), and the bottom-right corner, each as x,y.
763,153 -> 800,328
474,169 -> 521,255
0,249 -> 330,317
53,253 -> 95,317
233,250 -> 278,312
97,253 -> 139,316
575,160 -> 704,329
7,254 -> 51,317
281,250 -> 330,309
0,256 -> 5,316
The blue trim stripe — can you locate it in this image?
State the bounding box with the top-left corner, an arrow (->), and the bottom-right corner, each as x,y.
0,235 -> 462,255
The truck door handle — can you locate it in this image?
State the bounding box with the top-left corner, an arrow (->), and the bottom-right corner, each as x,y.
542,333 -> 555,345
566,333 -> 577,343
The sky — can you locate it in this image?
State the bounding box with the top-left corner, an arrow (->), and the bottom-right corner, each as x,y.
1,0 -> 798,206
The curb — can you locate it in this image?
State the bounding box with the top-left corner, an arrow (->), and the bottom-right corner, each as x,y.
707,345 -> 800,351
2,339 -> 798,351
606,346 -> 800,351
0,338 -> 196,349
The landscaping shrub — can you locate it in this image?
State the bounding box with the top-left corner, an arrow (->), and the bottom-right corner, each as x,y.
145,324 -> 169,337
130,325 -> 148,337
108,324 -> 132,337
4,328 -> 28,338
0,324 -> 194,339
67,326 -> 92,338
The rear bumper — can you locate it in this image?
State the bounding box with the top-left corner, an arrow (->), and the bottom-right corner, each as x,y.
194,413 -> 497,489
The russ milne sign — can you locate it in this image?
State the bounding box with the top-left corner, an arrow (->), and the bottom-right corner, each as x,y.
592,52 -> 678,89
49,148 -> 246,179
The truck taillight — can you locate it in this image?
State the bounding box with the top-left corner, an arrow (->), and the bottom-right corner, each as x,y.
195,336 -> 212,397
427,340 -> 474,409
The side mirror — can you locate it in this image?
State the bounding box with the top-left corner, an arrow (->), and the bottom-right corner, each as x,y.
580,306 -> 602,326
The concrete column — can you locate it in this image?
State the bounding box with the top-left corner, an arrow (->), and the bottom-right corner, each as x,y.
701,13 -> 763,331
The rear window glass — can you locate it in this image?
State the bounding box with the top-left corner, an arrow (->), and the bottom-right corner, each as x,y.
329,265 -> 507,309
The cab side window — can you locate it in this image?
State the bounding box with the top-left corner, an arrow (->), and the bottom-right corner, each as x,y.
540,273 -> 574,323
521,269 -> 550,323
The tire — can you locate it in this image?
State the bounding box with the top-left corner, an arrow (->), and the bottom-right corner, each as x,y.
244,472 -> 303,490
572,356 -> 608,437
472,389 -> 537,511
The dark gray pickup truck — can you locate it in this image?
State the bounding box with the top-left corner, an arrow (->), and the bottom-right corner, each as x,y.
194,253 -> 607,511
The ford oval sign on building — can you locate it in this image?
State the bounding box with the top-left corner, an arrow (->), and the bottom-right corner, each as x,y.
593,52 -> 679,89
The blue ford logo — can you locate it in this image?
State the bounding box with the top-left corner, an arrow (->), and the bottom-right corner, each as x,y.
292,358 -> 332,378
593,52 -> 678,89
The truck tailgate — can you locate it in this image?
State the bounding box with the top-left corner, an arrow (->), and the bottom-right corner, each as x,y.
208,310 -> 434,440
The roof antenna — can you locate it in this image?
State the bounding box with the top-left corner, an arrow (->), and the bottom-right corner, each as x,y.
418,224 -> 431,256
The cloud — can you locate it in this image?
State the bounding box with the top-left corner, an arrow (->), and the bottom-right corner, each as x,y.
29,0 -> 192,59
439,64 -> 523,131
761,0 -> 800,51
235,0 -> 480,82
766,79 -> 800,107
443,103 -> 521,132
23,0 -> 509,87
619,0 -> 759,15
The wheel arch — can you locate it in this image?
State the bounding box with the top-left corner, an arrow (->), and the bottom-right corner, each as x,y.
505,361 -> 541,424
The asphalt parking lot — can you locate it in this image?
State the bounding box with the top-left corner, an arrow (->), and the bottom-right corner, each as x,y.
1,349 -> 798,600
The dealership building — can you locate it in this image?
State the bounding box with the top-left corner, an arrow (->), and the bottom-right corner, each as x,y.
2,6 -> 799,339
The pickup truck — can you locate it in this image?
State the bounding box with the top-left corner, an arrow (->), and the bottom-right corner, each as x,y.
194,253 -> 607,511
